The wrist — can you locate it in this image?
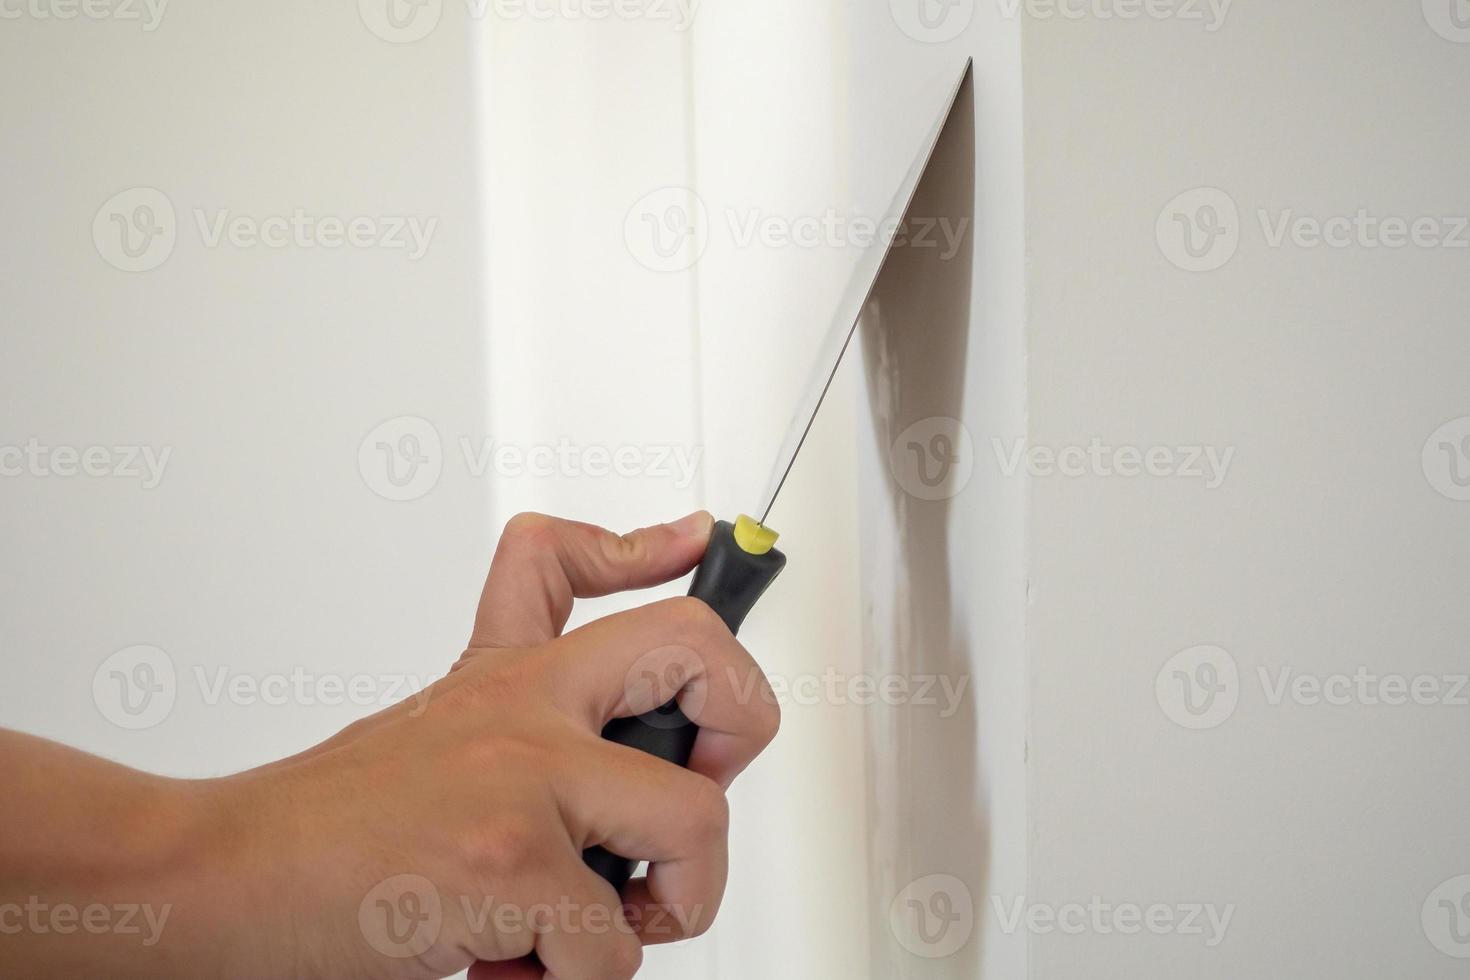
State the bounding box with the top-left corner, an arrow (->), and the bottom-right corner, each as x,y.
162,772 -> 309,979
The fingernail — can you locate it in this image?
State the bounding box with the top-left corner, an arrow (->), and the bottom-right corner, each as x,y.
671,510 -> 713,539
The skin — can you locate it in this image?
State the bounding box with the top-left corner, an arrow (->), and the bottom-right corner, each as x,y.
0,510 -> 780,979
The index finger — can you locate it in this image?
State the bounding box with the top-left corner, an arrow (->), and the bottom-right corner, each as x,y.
469,511 -> 713,649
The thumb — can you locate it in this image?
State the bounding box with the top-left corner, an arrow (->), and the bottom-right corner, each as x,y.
467,511 -> 713,650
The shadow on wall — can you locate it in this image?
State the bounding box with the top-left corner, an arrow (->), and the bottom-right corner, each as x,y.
858,71 -> 981,978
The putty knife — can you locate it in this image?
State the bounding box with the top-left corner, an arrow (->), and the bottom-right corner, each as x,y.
585,58 -> 973,891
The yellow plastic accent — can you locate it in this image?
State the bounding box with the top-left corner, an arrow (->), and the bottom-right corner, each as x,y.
733,514 -> 779,555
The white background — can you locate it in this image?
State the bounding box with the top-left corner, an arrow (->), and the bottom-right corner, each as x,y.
4,1 -> 1470,978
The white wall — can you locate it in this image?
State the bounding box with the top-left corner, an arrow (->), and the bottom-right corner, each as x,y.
841,10 -> 1028,980
680,11 -> 866,975
475,5 -> 876,976
0,2 -> 488,777
1023,3 -> 1470,978
472,12 -> 711,980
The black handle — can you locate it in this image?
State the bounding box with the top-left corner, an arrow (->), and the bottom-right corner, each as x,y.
582,519 -> 786,891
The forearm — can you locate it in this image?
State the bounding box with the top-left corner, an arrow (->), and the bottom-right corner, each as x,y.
0,731 -> 289,978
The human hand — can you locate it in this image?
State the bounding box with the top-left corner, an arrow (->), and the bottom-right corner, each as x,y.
220,511 -> 780,980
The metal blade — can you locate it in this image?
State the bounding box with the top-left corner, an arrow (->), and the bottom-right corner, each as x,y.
757,58 -> 972,525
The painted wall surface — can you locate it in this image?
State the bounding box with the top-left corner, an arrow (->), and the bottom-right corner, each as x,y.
1023,3 -> 1470,978
473,13 -> 711,980
842,8 -> 1028,980
683,5 -> 872,977
0,3 -> 489,779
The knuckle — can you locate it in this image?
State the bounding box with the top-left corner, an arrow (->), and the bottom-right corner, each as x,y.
685,776 -> 730,842
685,906 -> 716,939
722,653 -> 779,748
592,529 -> 645,592
605,935 -> 644,980
502,511 -> 557,548
754,686 -> 782,747
467,812 -> 547,879
611,528 -> 648,564
665,595 -> 726,640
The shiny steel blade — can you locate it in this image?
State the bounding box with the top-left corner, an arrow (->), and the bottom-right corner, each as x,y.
757,58 -> 972,525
